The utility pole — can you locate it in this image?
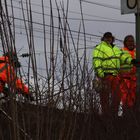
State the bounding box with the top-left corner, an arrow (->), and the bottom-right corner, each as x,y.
121,0 -> 140,110
135,0 -> 140,111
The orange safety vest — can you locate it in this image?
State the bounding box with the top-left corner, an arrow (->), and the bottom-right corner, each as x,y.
0,56 -> 29,94
122,47 -> 135,59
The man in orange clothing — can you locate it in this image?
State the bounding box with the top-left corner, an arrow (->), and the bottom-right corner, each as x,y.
0,51 -> 33,100
122,35 -> 136,59
120,35 -> 136,113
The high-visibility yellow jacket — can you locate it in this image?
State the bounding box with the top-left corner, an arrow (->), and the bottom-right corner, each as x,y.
92,41 -> 132,78
120,47 -> 136,73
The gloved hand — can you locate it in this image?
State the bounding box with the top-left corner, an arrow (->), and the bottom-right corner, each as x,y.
92,77 -> 103,93
131,59 -> 140,66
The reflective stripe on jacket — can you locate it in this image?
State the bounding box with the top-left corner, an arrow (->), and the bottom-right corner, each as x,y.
0,56 -> 29,94
120,47 -> 135,73
92,41 -> 132,78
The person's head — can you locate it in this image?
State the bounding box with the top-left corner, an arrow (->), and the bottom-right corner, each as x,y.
123,35 -> 135,50
102,32 -> 114,45
3,51 -> 21,68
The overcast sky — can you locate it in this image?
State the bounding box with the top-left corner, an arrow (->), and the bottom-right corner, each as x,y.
2,0 -> 136,77
81,0 -> 135,39
6,0 -> 135,48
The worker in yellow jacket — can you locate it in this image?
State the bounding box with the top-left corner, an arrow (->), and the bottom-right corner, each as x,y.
92,32 -> 132,116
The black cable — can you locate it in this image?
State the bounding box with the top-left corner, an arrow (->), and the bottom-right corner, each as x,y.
5,2 -> 134,24
15,31 -> 99,48
14,24 -> 99,43
8,16 -> 123,42
81,0 -> 120,10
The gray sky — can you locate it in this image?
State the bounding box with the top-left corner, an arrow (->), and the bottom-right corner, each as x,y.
12,0 -> 135,47
80,0 -> 135,42
2,0 -> 136,77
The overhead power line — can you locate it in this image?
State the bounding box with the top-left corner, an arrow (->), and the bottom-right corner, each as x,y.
15,31 -> 98,48
6,4 -> 134,24
14,24 -> 99,43
11,0 -> 122,21
9,16 -> 101,38
81,0 -> 120,10
8,16 -> 123,42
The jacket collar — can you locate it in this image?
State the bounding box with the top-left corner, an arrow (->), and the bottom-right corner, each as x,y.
101,41 -> 113,48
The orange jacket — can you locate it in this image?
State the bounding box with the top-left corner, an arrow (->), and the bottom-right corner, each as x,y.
122,47 -> 135,59
0,56 -> 29,94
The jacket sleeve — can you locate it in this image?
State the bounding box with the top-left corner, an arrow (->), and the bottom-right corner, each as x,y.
92,47 -> 104,78
120,50 -> 132,65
